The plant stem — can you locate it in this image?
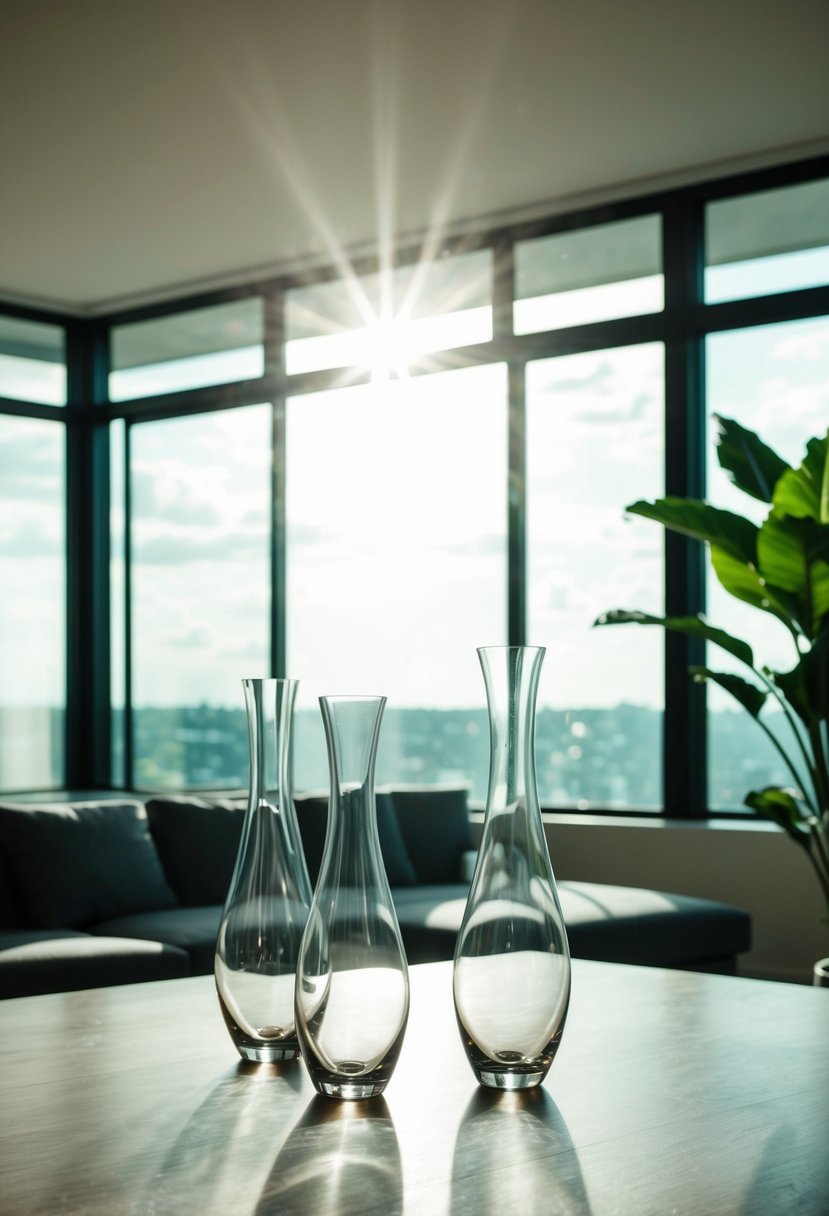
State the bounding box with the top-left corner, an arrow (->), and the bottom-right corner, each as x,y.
807,818 -> 829,925
749,713 -> 818,812
752,666 -> 820,811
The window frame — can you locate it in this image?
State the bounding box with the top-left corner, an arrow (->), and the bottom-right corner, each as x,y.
2,153 -> 828,812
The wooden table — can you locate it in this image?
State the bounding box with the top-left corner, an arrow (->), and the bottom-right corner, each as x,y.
0,960 -> 827,1215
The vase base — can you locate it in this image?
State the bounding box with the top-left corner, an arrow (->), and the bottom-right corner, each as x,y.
474,1067 -> 547,1090
237,1043 -> 300,1063
315,1079 -> 388,1101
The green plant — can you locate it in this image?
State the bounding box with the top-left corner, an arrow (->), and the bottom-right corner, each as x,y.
595,416 -> 829,924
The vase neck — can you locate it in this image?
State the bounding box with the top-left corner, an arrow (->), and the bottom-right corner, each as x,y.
320,695 -> 386,797
478,646 -> 544,814
244,678 -> 298,801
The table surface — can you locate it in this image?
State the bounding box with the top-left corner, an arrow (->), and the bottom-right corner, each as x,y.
0,959 -> 827,1216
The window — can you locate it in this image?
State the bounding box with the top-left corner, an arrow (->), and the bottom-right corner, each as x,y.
705,177 -> 829,303
128,404 -> 272,789
3,156 -> 828,813
526,344 -> 664,810
705,315 -> 829,809
0,315 -> 66,406
286,364 -> 507,798
285,249 -> 492,375
514,215 -> 663,333
0,415 -> 65,788
110,297 -> 265,401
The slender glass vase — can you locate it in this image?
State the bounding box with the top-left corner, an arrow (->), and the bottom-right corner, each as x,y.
295,695 -> 410,1100
215,678 -> 313,1062
453,646 -> 571,1090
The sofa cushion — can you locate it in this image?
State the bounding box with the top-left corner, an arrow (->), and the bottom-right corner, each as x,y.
0,846 -> 17,928
392,883 -> 471,964
391,881 -> 752,969
145,797 -> 246,906
557,881 -> 752,967
0,929 -> 189,999
390,787 -> 474,885
93,906 -> 223,975
294,792 -> 417,888
0,801 -> 178,930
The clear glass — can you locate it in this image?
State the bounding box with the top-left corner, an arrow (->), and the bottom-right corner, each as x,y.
0,315 -> 66,406
705,316 -> 829,810
215,678 -> 312,1062
285,249 -> 492,375
286,364 -> 507,797
454,647 -> 571,1090
296,695 -> 410,1099
109,297 -> 265,401
526,344 -> 664,810
0,414 -> 65,789
705,177 -> 829,303
129,403 -> 271,789
514,214 -> 662,333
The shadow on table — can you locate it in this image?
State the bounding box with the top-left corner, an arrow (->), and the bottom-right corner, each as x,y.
255,1094 -> 403,1215
150,1058 -> 307,1213
450,1087 -> 592,1215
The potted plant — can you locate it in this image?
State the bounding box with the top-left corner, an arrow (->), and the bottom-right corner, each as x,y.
595,416 -> 829,984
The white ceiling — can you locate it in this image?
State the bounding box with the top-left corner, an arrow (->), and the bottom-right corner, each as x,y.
1,0 -> 828,312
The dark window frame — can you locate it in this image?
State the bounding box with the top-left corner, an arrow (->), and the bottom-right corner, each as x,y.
2,152 -> 828,812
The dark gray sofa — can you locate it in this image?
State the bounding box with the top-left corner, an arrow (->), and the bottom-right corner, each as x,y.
0,790 -> 752,999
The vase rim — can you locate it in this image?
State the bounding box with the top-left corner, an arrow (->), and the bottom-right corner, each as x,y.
476,644 -> 546,655
319,693 -> 388,704
241,675 -> 299,684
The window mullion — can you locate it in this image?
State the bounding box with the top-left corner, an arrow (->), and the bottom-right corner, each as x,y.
663,198 -> 707,818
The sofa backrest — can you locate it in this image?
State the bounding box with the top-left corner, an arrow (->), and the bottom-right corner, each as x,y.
0,799 -> 178,930
0,786 -> 476,927
145,796 -> 246,906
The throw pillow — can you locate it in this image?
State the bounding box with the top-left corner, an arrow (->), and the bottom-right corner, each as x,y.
145,797 -> 246,906
390,786 -> 473,884
0,800 -> 179,930
293,791 -> 417,888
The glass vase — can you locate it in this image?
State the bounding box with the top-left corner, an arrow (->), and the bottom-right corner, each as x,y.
215,677 -> 313,1062
453,646 -> 571,1089
295,695 -> 410,1099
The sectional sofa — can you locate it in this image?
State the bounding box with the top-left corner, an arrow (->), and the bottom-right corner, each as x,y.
0,788 -> 752,999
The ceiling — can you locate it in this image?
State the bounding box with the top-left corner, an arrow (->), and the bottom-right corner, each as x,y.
1,0 -> 828,313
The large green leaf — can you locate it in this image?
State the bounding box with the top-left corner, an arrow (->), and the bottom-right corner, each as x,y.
709,544 -> 802,633
713,414 -> 790,503
594,609 -> 755,666
756,514 -> 829,636
626,498 -> 758,563
773,433 -> 829,523
773,626 -> 829,724
745,786 -> 812,848
688,666 -> 767,718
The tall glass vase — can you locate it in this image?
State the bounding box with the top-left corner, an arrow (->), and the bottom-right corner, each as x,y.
453,646 -> 571,1089
295,695 -> 410,1099
215,678 -> 313,1062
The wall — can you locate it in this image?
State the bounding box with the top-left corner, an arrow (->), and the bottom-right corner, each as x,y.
542,815 -> 827,984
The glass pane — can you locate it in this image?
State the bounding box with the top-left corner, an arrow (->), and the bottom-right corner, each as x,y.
514,215 -> 663,333
0,415 -> 65,788
705,177 -> 829,303
285,249 -> 492,375
110,298 -> 265,401
286,364 -> 508,799
130,404 -> 272,789
526,343 -> 665,810
706,316 -> 829,810
0,315 -> 66,406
